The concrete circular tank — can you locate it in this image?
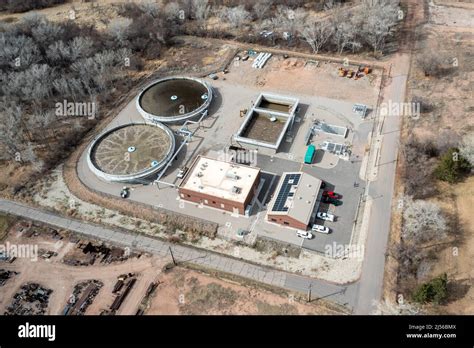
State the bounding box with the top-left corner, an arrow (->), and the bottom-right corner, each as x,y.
136,76 -> 212,123
87,121 -> 175,183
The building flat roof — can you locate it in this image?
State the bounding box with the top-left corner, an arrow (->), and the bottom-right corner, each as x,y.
180,156 -> 260,204
267,172 -> 322,226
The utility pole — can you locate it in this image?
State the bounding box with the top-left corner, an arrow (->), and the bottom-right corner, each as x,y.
169,246 -> 177,266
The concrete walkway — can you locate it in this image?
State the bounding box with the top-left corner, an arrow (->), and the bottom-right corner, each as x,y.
0,198 -> 356,310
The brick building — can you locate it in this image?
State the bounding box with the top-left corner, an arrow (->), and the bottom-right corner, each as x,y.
266,172 -> 322,230
178,155 -> 260,215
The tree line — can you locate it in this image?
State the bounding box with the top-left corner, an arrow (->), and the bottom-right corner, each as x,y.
175,0 -> 401,56
0,4 -> 173,175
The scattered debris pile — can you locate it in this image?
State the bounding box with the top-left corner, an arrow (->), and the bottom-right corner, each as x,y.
136,280 -> 159,315
62,280 -> 103,315
63,241 -> 140,266
0,269 -> 18,286
22,223 -> 64,240
102,273 -> 137,315
5,283 -> 52,315
38,249 -> 58,260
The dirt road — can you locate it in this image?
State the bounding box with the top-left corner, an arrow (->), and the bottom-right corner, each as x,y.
0,254 -> 163,314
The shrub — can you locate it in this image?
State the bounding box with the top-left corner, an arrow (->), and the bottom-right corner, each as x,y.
402,196 -> 447,244
418,53 -> 451,77
0,0 -> 66,13
401,136 -> 439,198
412,273 -> 448,304
434,148 -> 471,183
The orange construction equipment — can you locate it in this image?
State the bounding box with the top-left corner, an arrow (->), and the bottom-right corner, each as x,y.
363,66 -> 371,74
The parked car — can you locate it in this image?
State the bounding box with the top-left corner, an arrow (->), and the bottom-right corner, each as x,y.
317,212 -> 335,222
322,197 -> 342,206
296,231 -> 313,239
177,167 -> 188,179
322,191 -> 341,199
120,186 -> 129,199
311,224 -> 330,234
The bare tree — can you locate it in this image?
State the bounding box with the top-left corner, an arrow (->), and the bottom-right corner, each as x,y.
52,76 -> 85,99
360,0 -> 399,55
330,6 -> 359,54
0,100 -> 23,158
218,5 -> 251,29
273,6 -> 307,43
21,142 -> 44,171
0,34 -> 40,70
27,109 -> 56,130
459,133 -> 474,166
138,1 -> 161,18
417,52 -> 450,77
402,196 -> 447,244
3,64 -> 54,101
31,19 -> 65,46
192,0 -> 210,21
300,19 -> 333,54
69,36 -> 94,61
164,2 -> 181,21
253,0 -> 272,20
107,18 -> 133,46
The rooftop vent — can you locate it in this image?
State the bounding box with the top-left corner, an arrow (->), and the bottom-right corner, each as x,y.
196,172 -> 203,177
225,171 -> 240,180
232,186 -> 242,194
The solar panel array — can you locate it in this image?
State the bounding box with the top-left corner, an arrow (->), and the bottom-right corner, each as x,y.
271,173 -> 301,212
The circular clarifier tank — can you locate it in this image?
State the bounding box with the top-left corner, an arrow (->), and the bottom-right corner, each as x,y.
87,122 -> 175,183
136,76 -> 212,123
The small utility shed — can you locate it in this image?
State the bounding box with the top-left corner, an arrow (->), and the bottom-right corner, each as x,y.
266,172 -> 322,230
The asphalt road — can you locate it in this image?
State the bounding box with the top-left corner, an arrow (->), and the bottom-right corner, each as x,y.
0,198 -> 356,310
352,0 -> 418,312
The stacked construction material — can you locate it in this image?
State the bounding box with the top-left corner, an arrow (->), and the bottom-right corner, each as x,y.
252,52 -> 272,69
